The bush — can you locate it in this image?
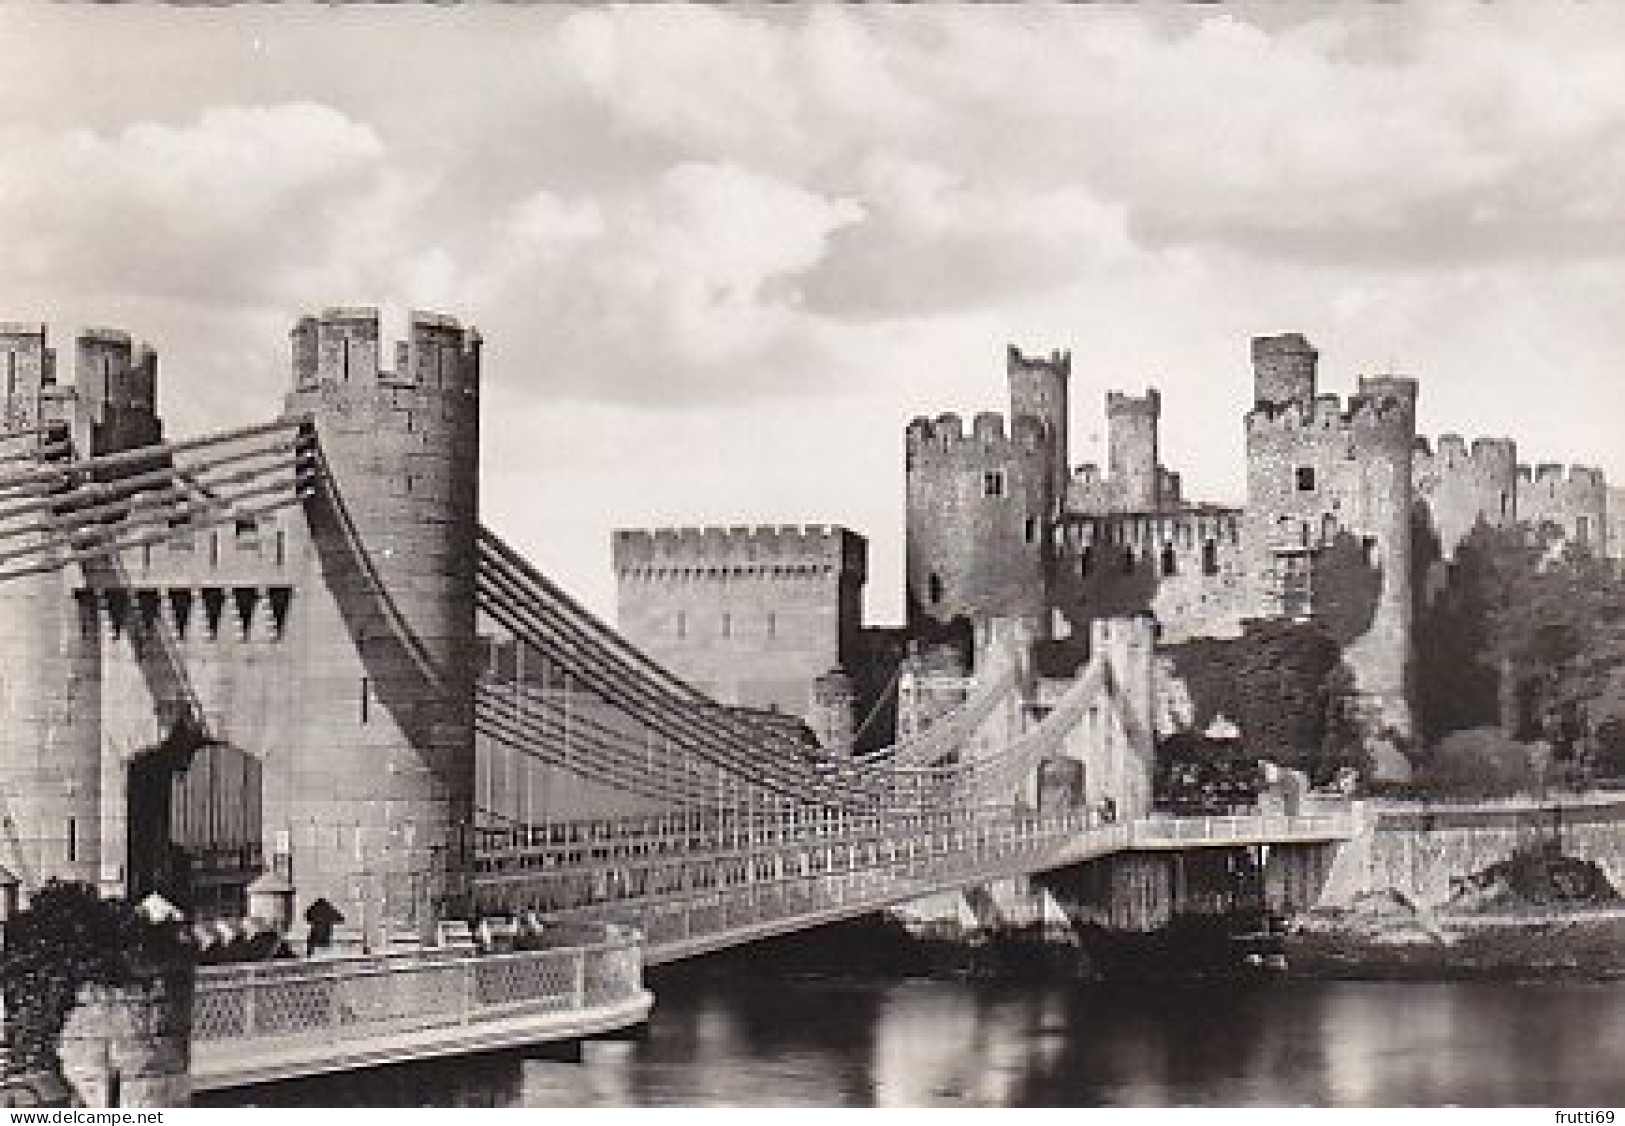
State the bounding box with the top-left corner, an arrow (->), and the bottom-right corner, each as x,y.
1,882 -> 192,1078
1413,727 -> 1540,799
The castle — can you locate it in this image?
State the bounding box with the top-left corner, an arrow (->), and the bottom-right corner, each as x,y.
618,332 -> 1617,758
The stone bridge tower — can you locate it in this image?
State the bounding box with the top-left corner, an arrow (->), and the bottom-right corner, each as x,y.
284,308 -> 481,928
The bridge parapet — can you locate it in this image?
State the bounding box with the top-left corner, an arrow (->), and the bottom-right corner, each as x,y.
189,922 -> 649,1090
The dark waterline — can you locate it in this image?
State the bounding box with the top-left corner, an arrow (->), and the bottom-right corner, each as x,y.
207,967 -> 1625,1108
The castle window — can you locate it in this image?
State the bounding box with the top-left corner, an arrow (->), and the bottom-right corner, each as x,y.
360,677 -> 371,724
676,611 -> 687,638
1500,492 -> 1510,519
721,612 -> 732,638
1023,516 -> 1038,544
1296,466 -> 1316,492
1161,544 -> 1177,577
1079,547 -> 1093,578
66,818 -> 77,863
1362,536 -> 1377,567
1121,548 -> 1135,574
983,470 -> 1005,498
1202,540 -> 1219,576
766,612 -> 777,639
928,572 -> 944,604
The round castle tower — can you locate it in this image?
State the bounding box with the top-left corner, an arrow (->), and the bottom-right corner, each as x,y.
1244,339 -> 1418,744
905,411 -> 1052,635
283,307 -> 480,929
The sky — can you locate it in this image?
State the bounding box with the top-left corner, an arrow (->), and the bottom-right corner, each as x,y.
2,3 -> 1622,625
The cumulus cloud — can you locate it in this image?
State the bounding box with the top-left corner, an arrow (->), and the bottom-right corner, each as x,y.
0,103 -> 389,305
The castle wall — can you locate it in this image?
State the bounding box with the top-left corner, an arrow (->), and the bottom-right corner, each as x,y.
1244,373 -> 1418,736
1517,462 -> 1608,555
906,412 -> 1052,631
1412,434 -> 1518,560
1609,487 -> 1625,563
613,525 -> 866,726
1052,509 -> 1248,644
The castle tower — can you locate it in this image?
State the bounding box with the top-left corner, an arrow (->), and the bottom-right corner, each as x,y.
1517,463 -> 1609,554
1006,346 -> 1070,510
1244,344 -> 1417,743
283,307 -> 480,927
905,411 -> 1052,638
1413,434 -> 1519,559
1106,390 -> 1161,511
613,524 -> 867,723
1252,333 -> 1319,408
0,325 -> 165,892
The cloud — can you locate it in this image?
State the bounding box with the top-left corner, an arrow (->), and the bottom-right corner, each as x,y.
0,104 -> 389,306
472,162 -> 865,404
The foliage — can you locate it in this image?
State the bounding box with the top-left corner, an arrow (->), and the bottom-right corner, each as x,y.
1,881 -> 192,1078
1415,520 -> 1625,772
1411,726 -> 1540,799
1163,619 -> 1366,784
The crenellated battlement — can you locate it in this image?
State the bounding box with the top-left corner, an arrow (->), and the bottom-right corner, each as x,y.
1106,389 -> 1161,420
906,410 -> 1048,461
291,307 -> 480,392
613,524 -> 867,580
1518,462 -> 1606,489
1415,433 -> 1518,476
1007,344 -> 1070,378
1246,381 -> 1415,441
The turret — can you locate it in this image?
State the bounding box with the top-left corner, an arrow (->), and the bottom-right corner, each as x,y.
1006,345 -> 1070,509
283,306 -> 481,926
905,408 -> 1051,636
1106,389 -> 1161,512
1252,333 -> 1318,408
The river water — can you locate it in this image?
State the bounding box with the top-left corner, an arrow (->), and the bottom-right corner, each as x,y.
214,967 -> 1625,1108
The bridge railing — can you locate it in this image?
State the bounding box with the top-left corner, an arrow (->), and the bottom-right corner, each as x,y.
190,922 -> 645,1058
1127,811 -> 1355,847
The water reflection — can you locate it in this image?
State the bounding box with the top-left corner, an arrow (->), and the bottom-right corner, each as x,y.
209,974 -> 1625,1108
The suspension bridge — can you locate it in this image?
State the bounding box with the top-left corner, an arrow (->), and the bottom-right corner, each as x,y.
0,312 -> 1355,1094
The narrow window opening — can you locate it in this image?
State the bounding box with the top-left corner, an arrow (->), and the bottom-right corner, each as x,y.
360,677 -> 370,724
927,572 -> 944,604
721,612 -> 732,638
766,612 -> 777,639
1160,544 -> 1177,576
1023,516 -> 1038,544
1499,491 -> 1510,519
1202,540 -> 1219,576
209,532 -> 219,568
1296,466 -> 1316,492
1361,536 -> 1378,567
982,470 -> 1005,498
676,611 -> 687,638
1080,547 -> 1093,578
275,529 -> 286,567
1121,548 -> 1135,574
66,817 -> 77,863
